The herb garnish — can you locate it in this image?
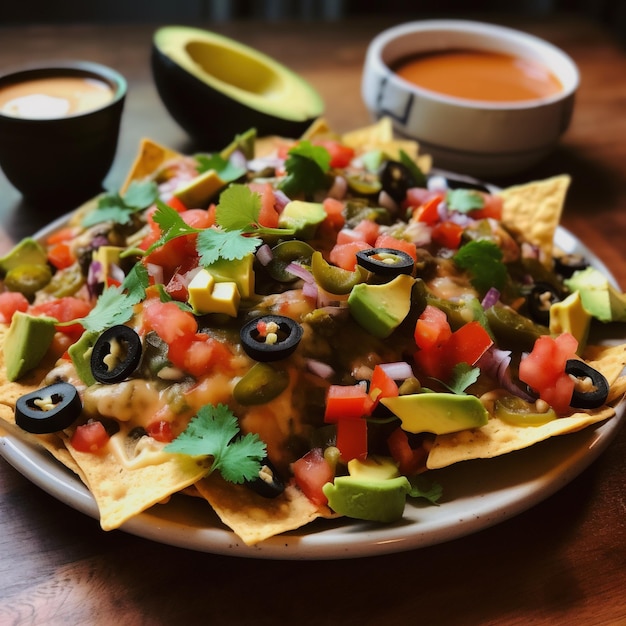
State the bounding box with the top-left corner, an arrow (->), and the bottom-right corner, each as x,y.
278,140 -> 331,197
446,188 -> 485,213
453,239 -> 507,295
165,403 -> 267,484
82,180 -> 159,227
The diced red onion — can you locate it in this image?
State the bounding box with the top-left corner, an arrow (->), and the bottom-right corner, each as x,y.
302,280 -> 319,301
146,263 -> 164,286
477,347 -> 535,402
305,358 -> 335,380
327,175 -> 348,200
109,263 -> 126,285
481,287 -> 501,309
273,189 -> 290,212
228,149 -> 247,170
285,261 -> 315,283
378,190 -> 398,213
87,260 -> 104,296
380,361 -> 414,381
255,243 -> 273,266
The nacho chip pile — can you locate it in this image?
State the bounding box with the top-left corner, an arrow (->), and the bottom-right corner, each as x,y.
0,118 -> 625,545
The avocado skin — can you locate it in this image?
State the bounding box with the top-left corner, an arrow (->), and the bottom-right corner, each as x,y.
151,46 -> 319,149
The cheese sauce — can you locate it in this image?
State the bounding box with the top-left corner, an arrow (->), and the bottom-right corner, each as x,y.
393,50 -> 563,102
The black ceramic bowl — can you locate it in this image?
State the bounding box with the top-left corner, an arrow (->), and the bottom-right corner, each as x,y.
0,61 -> 126,206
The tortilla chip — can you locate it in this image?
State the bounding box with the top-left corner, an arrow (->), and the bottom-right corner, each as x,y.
499,175 -> 571,267
195,473 -> 331,546
427,340 -> 626,469
63,440 -> 209,531
120,138 -> 181,192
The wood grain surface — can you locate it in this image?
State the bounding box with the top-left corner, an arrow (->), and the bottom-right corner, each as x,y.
1,14 -> 625,626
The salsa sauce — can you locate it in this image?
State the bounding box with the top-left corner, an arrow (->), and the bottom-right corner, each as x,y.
393,49 -> 563,103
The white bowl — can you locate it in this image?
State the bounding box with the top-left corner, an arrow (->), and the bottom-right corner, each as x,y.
361,20 -> 579,178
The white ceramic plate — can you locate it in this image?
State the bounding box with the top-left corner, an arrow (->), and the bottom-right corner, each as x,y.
0,219 -> 624,559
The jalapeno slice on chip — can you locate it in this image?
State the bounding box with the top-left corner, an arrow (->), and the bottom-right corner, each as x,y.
91,325 -> 143,384
240,315 -> 303,362
566,359 -> 610,409
15,382 -> 82,434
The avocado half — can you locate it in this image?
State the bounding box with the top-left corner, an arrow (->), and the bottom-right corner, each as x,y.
151,26 -> 325,148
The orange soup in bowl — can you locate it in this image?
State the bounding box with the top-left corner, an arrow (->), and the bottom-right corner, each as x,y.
0,76 -> 114,119
393,50 -> 563,102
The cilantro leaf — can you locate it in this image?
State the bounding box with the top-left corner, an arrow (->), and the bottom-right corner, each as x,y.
453,239 -> 507,295
165,404 -> 266,484
215,185 -> 262,231
82,181 -> 158,227
438,363 -> 481,394
122,263 -> 150,301
150,201 -> 197,247
59,285 -> 140,333
278,141 -> 331,197
446,188 -> 485,213
197,228 -> 260,265
195,153 -> 246,183
408,475 -> 442,505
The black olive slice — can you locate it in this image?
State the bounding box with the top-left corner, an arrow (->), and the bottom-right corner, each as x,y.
554,254 -> 589,278
245,458 -> 285,498
565,359 -> 610,409
240,315 -> 303,362
91,325 -> 142,384
15,382 -> 82,434
379,160 -> 417,203
527,282 -> 561,326
438,175 -> 492,194
356,247 -> 414,277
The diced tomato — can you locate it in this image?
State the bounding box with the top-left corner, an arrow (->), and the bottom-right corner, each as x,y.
335,228 -> 364,246
413,308 -> 493,381
167,332 -> 233,378
403,188 -> 442,211
322,197 -> 345,232
414,305 -> 451,351
46,226 -> 78,245
354,219 -> 381,246
469,193 -> 503,220
313,139 -> 355,168
324,383 -> 374,423
165,268 -> 197,301
0,291 -> 29,323
328,240 -> 371,271
70,421 -> 110,453
387,427 -> 427,476
519,333 -> 578,413
336,418 -> 368,462
413,194 -> 444,225
141,299 -> 198,344
369,364 -> 399,407
374,234 -> 417,262
31,297 -> 93,340
47,241 -> 76,270
247,182 -> 280,228
444,320 -> 493,366
431,221 -> 464,249
146,420 -> 174,443
167,195 -> 188,213
292,448 -> 335,506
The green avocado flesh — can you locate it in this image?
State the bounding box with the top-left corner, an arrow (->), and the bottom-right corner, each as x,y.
4,312 -> 56,382
565,266 -> 626,323
152,26 -> 324,145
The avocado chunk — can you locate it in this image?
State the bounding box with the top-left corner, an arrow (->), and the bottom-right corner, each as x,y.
0,238 -> 48,275
348,274 -> 415,338
278,201 -> 327,239
219,127 -> 257,160
322,457 -> 411,523
564,266 -> 626,323
549,291 -> 591,354
187,269 -> 240,317
151,26 -> 324,148
381,392 -> 489,435
173,169 -> 226,208
68,330 -> 99,386
4,312 -> 56,381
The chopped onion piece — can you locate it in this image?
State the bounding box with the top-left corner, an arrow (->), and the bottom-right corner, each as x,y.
305,358 -> 335,380
255,243 -> 273,266
146,263 -> 164,286
481,287 -> 501,309
285,261 -> 315,283
302,280 -> 318,300
380,361 -> 414,381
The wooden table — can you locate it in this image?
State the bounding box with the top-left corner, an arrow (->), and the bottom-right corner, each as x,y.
1,14 -> 626,626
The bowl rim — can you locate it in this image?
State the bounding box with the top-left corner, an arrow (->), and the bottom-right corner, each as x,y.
365,18 -> 580,111
0,60 -> 127,122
